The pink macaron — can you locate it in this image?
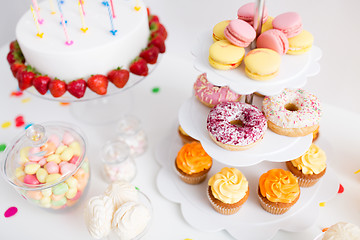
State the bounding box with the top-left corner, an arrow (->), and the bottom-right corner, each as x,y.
224,19 -> 256,47
237,2 -> 268,25
256,29 -> 289,55
272,12 -> 303,38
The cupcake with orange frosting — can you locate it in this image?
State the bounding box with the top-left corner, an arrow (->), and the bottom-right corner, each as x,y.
286,143 -> 326,187
175,142 -> 212,184
207,167 -> 249,215
258,168 -> 300,215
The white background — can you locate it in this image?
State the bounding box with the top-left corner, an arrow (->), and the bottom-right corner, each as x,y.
1,0 -> 360,239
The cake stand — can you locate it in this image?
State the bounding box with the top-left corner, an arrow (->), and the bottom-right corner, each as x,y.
178,96 -> 313,166
192,30 -> 322,96
1,45 -> 161,124
155,130 -> 339,240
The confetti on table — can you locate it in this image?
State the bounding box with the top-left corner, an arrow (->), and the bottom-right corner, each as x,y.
0,144 -> 6,152
322,227 -> 329,232
1,121 -> 11,129
60,102 -> 70,106
355,169 -> 360,174
152,87 -> 160,93
319,202 -> 326,207
4,207 -> 18,218
15,115 -> 25,128
10,91 -> 23,97
21,97 -> 31,103
338,184 -> 344,194
135,186 -> 140,191
25,123 -> 33,130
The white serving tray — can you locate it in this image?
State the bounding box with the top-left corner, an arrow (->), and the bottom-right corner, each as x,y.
155,131 -> 339,240
178,96 -> 313,166
192,30 -> 322,96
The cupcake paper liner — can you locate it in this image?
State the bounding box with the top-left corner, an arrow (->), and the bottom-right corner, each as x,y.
206,187 -> 244,215
257,193 -> 292,215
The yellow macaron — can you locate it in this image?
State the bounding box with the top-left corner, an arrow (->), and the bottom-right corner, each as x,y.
261,16 -> 274,33
244,48 -> 281,81
287,30 -> 314,55
209,40 -> 245,70
213,20 -> 230,41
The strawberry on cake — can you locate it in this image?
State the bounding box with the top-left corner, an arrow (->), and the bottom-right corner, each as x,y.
7,1 -> 167,99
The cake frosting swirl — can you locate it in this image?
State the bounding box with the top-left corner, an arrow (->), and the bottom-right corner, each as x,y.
259,169 -> 300,203
291,143 -> 326,175
208,167 -> 248,204
176,142 -> 212,174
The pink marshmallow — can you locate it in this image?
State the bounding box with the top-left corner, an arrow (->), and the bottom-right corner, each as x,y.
48,134 -> 61,147
62,132 -> 74,146
60,163 -> 77,175
45,161 -> 59,174
38,158 -> 47,167
28,147 -> 44,162
69,155 -> 80,165
23,174 -> 40,185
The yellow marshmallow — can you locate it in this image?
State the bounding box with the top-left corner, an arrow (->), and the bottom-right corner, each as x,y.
24,163 -> 41,175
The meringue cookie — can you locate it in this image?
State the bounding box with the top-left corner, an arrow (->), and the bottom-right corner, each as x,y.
104,181 -> 139,209
84,195 -> 114,239
323,222 -> 360,240
112,201 -> 151,240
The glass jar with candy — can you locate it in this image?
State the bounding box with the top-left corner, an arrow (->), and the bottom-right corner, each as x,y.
1,122 -> 90,210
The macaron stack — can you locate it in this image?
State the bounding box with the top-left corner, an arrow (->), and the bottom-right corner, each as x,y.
209,4 -> 314,81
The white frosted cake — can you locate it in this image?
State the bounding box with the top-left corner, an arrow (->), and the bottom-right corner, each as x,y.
16,0 -> 149,82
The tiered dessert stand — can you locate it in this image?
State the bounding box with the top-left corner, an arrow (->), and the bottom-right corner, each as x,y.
156,1 -> 339,239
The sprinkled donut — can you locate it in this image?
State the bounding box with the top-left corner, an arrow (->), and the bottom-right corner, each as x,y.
262,88 -> 322,137
194,73 -> 241,108
207,102 -> 267,151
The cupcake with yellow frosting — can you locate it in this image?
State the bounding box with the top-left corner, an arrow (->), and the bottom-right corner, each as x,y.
286,143 -> 326,187
258,168 -> 300,215
175,142 -> 212,184
207,167 -> 249,215
178,125 -> 198,145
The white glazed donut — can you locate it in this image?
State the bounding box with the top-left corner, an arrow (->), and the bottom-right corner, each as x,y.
262,88 -> 322,137
207,102 -> 267,151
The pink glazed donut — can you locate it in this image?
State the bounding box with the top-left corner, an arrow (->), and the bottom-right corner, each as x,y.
207,102 -> 267,151
194,73 -> 241,108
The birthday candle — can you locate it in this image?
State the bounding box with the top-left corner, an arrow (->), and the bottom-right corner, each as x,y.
109,0 -> 115,18
30,5 -> 44,38
79,0 -> 85,16
56,0 -> 73,45
104,1 -> 117,36
32,0 -> 44,24
49,0 -> 56,14
78,2 -> 88,33
134,0 -> 141,11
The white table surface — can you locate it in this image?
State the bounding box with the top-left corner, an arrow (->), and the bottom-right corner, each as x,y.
1,0 -> 360,239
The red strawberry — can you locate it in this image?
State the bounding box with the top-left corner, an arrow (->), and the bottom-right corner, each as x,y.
148,34 -> 166,53
107,68 -> 129,88
7,52 -> 16,65
140,46 -> 159,64
130,57 -> 148,76
33,75 -> 51,95
9,41 -> 20,52
10,62 -> 26,77
16,67 -> 35,90
67,79 -> 87,98
150,22 -> 168,40
148,15 -> 159,26
49,79 -> 67,97
87,75 -> 108,95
